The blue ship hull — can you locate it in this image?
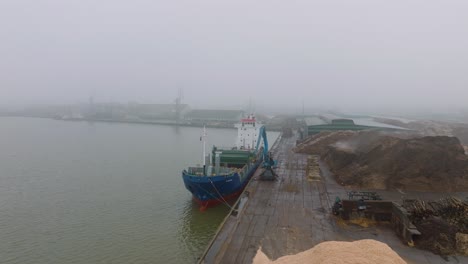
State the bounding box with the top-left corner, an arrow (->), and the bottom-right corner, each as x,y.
182,158 -> 262,208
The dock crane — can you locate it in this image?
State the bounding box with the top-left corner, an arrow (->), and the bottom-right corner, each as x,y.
254,125 -> 278,180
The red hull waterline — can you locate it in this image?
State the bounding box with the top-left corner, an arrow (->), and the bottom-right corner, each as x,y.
193,188 -> 245,211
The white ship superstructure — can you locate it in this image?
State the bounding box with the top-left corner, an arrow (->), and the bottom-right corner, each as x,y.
235,114 -> 261,150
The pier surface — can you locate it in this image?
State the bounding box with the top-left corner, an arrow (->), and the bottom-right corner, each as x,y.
200,133 -> 468,264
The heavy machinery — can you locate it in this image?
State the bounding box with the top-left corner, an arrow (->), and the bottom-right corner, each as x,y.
255,126 -> 277,180
332,197 -> 343,215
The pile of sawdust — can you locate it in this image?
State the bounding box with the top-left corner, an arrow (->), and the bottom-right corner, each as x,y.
297,130 -> 468,191
253,239 -> 406,264
294,130 -> 414,156
373,117 -> 454,137
452,127 -> 468,145
293,131 -> 356,155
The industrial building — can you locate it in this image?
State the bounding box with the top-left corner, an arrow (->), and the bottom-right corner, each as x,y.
184,109 -> 244,126
301,115 -> 405,138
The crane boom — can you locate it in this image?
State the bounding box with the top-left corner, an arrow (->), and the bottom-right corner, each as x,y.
255,126 -> 268,158
254,125 -> 277,180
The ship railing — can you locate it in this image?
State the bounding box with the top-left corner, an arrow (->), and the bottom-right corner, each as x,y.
214,145 -> 256,151
188,166 -> 235,176
237,165 -> 248,180
187,167 -> 204,175
213,145 -> 233,150
216,167 -> 233,176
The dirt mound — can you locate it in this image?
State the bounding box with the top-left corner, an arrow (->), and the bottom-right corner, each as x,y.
326,135 -> 468,191
293,131 -> 356,155
375,117 -> 468,145
294,130 -> 416,156
252,239 -> 406,264
297,131 -> 468,191
453,127 -> 468,145
373,117 -> 454,136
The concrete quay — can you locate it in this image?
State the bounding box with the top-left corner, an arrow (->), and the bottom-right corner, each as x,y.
199,133 -> 468,264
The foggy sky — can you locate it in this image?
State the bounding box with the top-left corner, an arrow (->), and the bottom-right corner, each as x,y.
1,0 -> 467,111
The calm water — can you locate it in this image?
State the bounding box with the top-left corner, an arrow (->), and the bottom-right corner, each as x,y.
0,117 -> 278,264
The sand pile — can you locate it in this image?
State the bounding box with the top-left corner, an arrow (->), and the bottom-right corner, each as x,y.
253,239 -> 406,264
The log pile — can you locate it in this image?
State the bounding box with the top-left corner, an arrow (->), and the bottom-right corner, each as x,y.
403,197 -> 468,255
403,197 -> 468,232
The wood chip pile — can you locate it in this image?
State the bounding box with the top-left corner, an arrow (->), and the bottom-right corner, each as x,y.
253,239 -> 406,264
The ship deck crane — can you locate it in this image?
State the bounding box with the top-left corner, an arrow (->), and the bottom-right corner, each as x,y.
254,125 -> 277,180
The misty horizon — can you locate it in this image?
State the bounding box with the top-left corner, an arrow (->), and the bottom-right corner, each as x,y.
1,0 -> 467,112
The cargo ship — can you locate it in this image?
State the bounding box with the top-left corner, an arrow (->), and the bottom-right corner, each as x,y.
182,115 -> 273,209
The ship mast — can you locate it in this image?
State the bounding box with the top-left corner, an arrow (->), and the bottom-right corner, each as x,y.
174,88 -> 183,125
202,125 -> 207,174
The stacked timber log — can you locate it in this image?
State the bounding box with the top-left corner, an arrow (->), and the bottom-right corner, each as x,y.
404,197 -> 467,231
403,197 -> 468,256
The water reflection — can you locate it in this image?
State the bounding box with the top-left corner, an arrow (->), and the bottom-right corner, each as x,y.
178,199 -> 230,262
173,124 -> 181,134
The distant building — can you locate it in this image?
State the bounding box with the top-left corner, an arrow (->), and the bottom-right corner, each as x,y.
185,109 -> 244,125
127,103 -> 190,121
86,103 -> 127,120
302,118 -> 407,138
304,116 -> 328,126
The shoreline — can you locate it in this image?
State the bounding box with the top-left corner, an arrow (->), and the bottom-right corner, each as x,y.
0,115 -> 283,131
0,115 -> 236,130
